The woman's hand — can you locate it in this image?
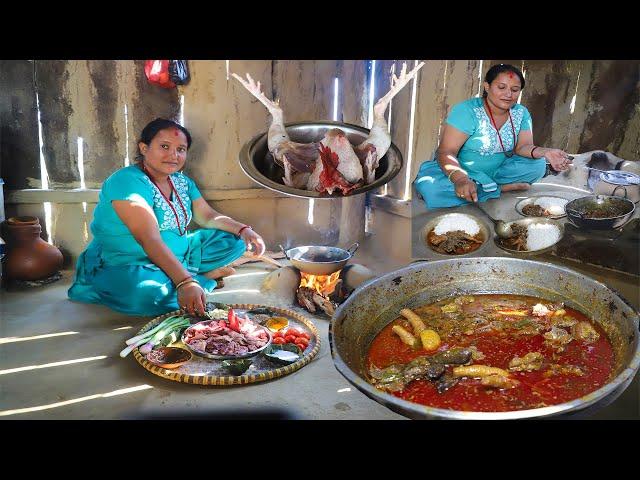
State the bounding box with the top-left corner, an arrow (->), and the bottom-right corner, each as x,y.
454,177 -> 478,203
178,282 -> 206,316
544,148 -> 573,172
240,228 -> 266,256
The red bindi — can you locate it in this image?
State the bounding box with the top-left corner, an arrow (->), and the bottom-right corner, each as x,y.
173,128 -> 180,136
508,72 -> 514,79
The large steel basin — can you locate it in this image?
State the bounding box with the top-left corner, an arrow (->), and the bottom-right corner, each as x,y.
330,257 -> 640,419
238,121 -> 403,199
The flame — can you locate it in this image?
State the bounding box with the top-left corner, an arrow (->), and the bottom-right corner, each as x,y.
299,270 -> 341,296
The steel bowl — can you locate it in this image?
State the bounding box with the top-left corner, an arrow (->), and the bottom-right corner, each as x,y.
330,257 -> 640,420
280,243 -> 359,275
565,195 -> 635,230
515,195 -> 569,219
238,121 -> 403,199
494,217 -> 565,255
421,213 -> 490,257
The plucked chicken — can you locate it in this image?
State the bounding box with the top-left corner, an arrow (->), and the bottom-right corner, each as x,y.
232,62 -> 425,195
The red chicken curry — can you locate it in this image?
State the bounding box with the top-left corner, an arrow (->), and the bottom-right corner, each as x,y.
366,294 -> 615,412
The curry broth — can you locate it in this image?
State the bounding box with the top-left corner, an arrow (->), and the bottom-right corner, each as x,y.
366,294 -> 615,412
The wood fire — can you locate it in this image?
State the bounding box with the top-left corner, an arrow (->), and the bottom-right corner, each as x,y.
299,271 -> 341,296
296,270 -> 344,315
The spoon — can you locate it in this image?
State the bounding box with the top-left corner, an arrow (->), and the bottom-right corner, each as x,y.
470,203 -> 512,238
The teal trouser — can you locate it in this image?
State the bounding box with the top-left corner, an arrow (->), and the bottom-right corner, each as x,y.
68,229 -> 246,316
414,155 -> 547,208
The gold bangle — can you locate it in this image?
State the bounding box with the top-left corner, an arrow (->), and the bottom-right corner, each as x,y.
175,278 -> 199,291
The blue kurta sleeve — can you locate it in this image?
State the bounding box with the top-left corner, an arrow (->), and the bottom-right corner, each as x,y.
102,168 -> 154,207
519,106 -> 533,132
445,100 -> 477,136
184,174 -> 203,201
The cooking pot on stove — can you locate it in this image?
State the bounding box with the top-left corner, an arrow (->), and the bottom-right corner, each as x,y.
280,243 -> 359,275
330,257 -> 640,420
565,195 -> 635,230
593,171 -> 640,203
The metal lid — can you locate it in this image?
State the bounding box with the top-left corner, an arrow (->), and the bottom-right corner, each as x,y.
600,170 -> 640,186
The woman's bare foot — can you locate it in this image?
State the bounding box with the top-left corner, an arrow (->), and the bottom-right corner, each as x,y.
203,266 -> 236,280
501,182 -> 530,192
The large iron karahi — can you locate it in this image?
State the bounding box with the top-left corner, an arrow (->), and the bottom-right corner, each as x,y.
330,257 -> 640,420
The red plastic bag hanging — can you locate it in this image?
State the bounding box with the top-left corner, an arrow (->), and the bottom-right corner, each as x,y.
144,60 -> 176,89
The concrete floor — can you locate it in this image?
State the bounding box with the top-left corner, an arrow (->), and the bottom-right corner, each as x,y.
0,241 -> 410,420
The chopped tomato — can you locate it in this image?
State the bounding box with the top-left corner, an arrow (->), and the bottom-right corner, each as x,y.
228,309 -> 240,332
284,335 -> 297,344
273,331 -> 284,338
295,343 -> 306,352
296,338 -> 309,348
298,332 -> 311,340
285,328 -> 300,337
272,337 -> 285,344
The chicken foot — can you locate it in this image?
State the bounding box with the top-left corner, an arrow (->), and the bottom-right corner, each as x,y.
356,61 -> 425,183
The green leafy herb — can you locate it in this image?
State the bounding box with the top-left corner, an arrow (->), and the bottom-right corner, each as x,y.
221,359 -> 253,375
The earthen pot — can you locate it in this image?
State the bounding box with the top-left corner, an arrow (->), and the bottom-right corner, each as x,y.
3,216 -> 63,281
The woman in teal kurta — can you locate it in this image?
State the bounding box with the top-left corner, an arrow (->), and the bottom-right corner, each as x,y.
68,118 -> 266,317
414,64 -> 573,208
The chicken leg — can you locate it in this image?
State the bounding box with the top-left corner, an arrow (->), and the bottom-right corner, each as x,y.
232,72 -> 319,173
355,61 -> 425,183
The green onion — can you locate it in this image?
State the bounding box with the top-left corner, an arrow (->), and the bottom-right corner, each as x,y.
125,316 -> 188,345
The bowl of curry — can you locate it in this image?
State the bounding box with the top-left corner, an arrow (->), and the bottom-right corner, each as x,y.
330,257 -> 640,419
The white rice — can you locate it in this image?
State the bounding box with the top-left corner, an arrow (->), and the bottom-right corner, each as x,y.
434,214 -> 480,236
526,223 -> 561,251
532,197 -> 568,216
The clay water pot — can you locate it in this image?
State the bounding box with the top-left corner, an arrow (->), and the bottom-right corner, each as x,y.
3,216 -> 63,281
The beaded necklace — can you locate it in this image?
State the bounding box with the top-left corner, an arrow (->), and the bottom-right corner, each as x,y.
484,97 -> 516,158
141,163 -> 189,236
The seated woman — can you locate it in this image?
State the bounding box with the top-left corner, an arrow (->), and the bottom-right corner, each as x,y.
414,64 -> 572,208
68,118 -> 266,317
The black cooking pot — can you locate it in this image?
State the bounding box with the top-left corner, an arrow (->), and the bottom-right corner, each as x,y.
565,195 -> 635,230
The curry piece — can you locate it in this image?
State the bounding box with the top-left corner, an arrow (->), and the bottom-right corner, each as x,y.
430,348 -> 473,365
400,308 -> 427,337
468,345 -> 486,361
572,321 -> 600,344
551,315 -> 578,329
543,326 -> 573,352
452,365 -> 509,378
403,357 -> 446,382
369,356 -> 445,393
481,375 -> 519,389
369,364 -> 405,392
509,352 -> 544,372
499,223 -> 528,251
427,229 -> 484,255
436,372 -> 460,393
392,325 -> 419,348
543,364 -> 584,378
522,204 -> 551,217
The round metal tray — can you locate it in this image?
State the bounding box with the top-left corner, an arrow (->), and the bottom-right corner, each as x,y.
515,195 -> 569,219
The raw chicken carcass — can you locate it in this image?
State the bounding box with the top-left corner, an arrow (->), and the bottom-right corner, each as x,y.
232,62 -> 425,195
